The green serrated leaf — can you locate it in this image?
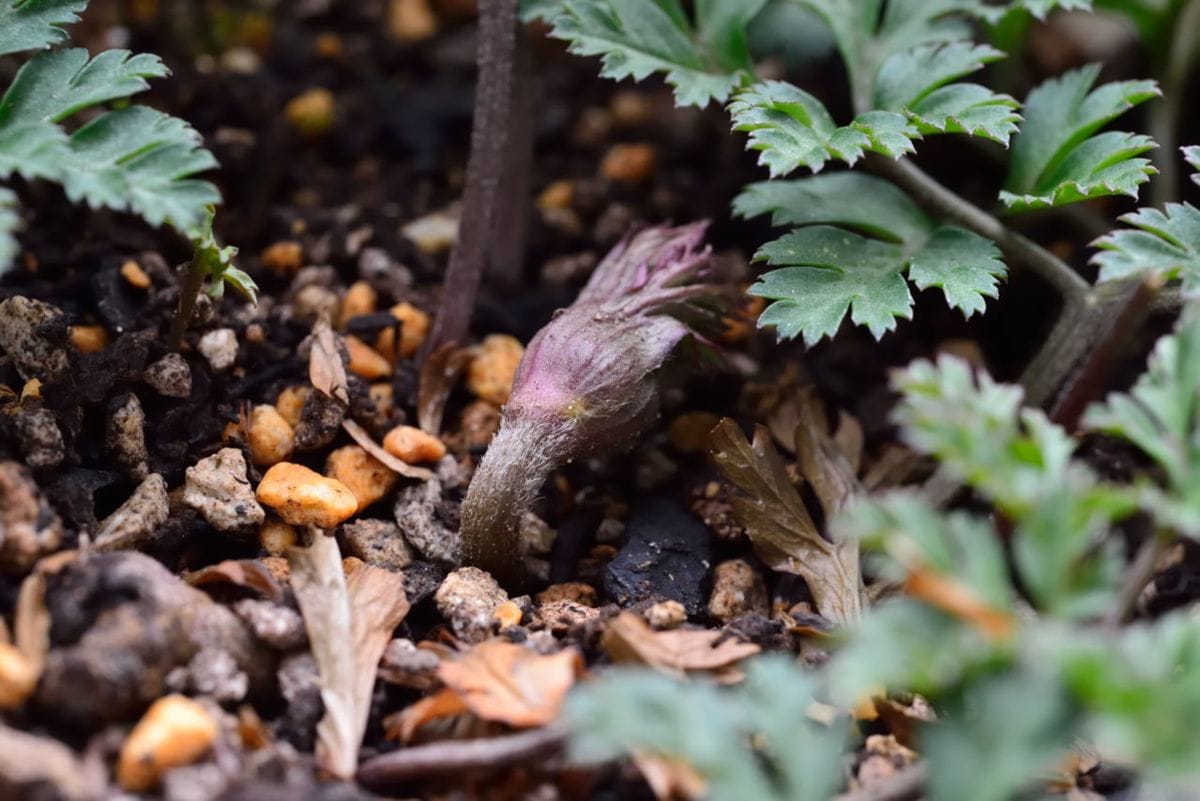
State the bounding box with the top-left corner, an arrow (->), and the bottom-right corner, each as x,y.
0,0 -> 85,57
518,0 -> 562,22
752,225 -> 914,342
737,173 -> 1008,341
0,119 -> 65,181
62,106 -> 220,232
1085,308 -> 1200,535
907,82 -> 1021,144
1001,64 -> 1160,210
1185,145 -> 1200,186
0,186 -> 19,273
550,0 -> 767,107
1091,203 -> 1200,292
907,226 -> 1005,316
0,48 -> 167,125
873,41 -> 1005,110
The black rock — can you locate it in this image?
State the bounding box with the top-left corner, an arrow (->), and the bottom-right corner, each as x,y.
603,497 -> 713,616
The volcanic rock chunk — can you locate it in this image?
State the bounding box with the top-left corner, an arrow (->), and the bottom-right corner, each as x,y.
106,393 -> 150,479
0,297 -> 69,382
394,477 -> 459,563
13,407 -> 64,469
603,498 -> 713,616
339,518 -> 413,571
197,328 -> 238,372
95,473 -> 170,550
435,566 -> 508,643
183,448 -> 265,533
0,460 -> 64,571
144,353 -> 192,398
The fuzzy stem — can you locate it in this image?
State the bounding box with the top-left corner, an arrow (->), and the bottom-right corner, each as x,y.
421,0 -> 518,361
486,31 -> 534,289
168,254 -> 207,351
459,416 -> 565,587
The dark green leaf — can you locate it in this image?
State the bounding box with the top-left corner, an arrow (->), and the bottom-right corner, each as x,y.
0,0 -> 85,57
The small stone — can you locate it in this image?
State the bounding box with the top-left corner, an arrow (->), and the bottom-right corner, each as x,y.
536,583 -> 598,607
14,407 -> 64,469
634,445 -> 678,490
456,400 -> 501,450
197,328 -> 238,372
595,517 -> 625,544
291,284 -> 340,322
492,599 -> 523,629
375,301 -> 431,363
532,600 -> 600,634
259,556 -> 290,583
183,448 -> 266,533
261,241 -> 303,275
519,511 -> 556,555
69,324 -> 110,354
247,405 -> 295,467
314,32 -> 343,59
117,695 -> 219,792
600,143 -> 657,183
604,498 -> 713,616
0,461 -> 64,570
537,180 -> 574,212
233,599 -> 306,650
382,425 -> 446,463
338,280 -> 378,328
402,207 -> 460,255
645,600 -> 687,630
393,478 -> 459,563
293,389 -> 346,451
256,462 -> 358,528
144,353 -> 192,398
389,0 -> 438,41
285,88 -> 335,138
707,559 -> 769,624
340,518 -> 413,571
181,649 -> 248,704
325,445 -> 397,511
467,334 -> 524,406
95,474 -> 170,550
345,335 -> 392,379
0,297 -> 69,382
121,259 -> 152,289
379,638 -> 439,688
667,411 -> 722,454
610,90 -> 655,126
274,385 -> 310,428
106,393 -> 149,479
435,567 -> 509,643
258,519 -> 297,555
0,642 -> 37,709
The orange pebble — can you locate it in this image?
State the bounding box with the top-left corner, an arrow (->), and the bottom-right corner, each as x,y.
383,425 -> 447,464
467,334 -> 524,406
375,302 -> 430,361
600,143 -> 657,183
274,385 -> 310,428
345,335 -> 392,379
70,324 -> 109,353
262,241 -> 303,275
256,462 -> 358,528
120,259 -> 152,289
339,280 -> 378,328
325,444 -> 398,511
0,643 -> 37,709
117,695 -> 219,792
247,405 -> 295,466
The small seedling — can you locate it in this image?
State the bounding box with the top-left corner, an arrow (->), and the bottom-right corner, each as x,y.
168,207 -> 257,349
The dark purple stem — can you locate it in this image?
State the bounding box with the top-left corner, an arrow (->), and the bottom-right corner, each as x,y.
420,0 -> 519,361
487,30 -> 534,288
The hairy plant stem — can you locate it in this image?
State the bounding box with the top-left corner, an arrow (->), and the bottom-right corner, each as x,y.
168,255 -> 207,351
421,0 -> 518,361
1106,529 -> 1175,628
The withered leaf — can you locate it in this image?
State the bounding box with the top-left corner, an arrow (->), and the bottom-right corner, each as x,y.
310,317 -> 350,406
342,419 -> 434,480
602,612 -> 760,678
186,559 -> 284,602
289,532 -> 409,778
385,687 -> 470,743
905,568 -> 1014,641
417,342 -> 472,435
710,418 -> 864,625
437,639 -> 582,728
15,550 -> 75,674
792,390 -> 863,519
633,752 -> 709,801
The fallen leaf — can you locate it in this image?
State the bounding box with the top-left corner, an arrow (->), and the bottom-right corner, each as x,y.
792,390 -> 862,519
310,316 -> 350,405
15,550 -> 76,674
710,419 -> 865,625
602,612 -> 760,678
186,559 -> 283,602
342,419 -> 434,481
437,639 -> 582,728
289,532 -> 409,778
384,687 -> 470,742
417,342 -> 472,434
633,752 -> 708,801
905,567 -> 1015,641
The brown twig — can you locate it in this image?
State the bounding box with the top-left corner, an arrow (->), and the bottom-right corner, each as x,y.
167,254 -> 207,351
356,726 -> 567,787
835,762 -> 927,801
1105,529 -> 1174,628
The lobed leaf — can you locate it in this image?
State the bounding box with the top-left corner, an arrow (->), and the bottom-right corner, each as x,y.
0,48 -> 167,125
0,187 -> 18,273
1186,144 -> 1200,186
549,0 -> 767,107
0,120 -> 65,182
1001,64 -> 1160,210
1092,203 -> 1200,292
737,172 -> 1007,343
62,106 -> 220,233
0,0 -> 85,57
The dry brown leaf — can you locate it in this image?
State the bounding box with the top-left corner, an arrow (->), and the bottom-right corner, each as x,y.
385,687 -> 471,742
15,550 -> 75,674
289,532 -> 409,778
602,612 -> 760,678
417,342 -> 472,434
185,559 -> 284,602
633,752 -> 708,801
710,419 -> 865,625
436,639 -> 582,728
905,567 -> 1015,641
341,419 -> 434,481
792,389 -> 862,520
310,316 -> 350,405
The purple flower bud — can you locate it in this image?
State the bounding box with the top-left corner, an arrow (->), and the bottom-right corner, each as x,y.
460,222 -> 724,584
